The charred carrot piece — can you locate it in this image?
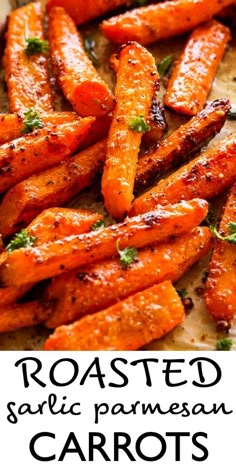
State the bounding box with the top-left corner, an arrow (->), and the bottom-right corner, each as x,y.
27,207 -> 105,244
101,0 -> 235,46
4,1 -> 53,113
0,140 -> 106,237
135,98 -> 231,189
47,0 -> 130,25
102,41 -> 159,220
0,208 -> 103,308
110,53 -> 167,147
0,111 -> 79,145
164,21 -> 231,116
0,199 -> 208,287
48,6 -> 115,117
131,132 -> 236,216
43,281 -> 185,351
0,301 -> 49,333
45,227 -> 212,328
205,183 -> 236,323
0,117 -> 94,195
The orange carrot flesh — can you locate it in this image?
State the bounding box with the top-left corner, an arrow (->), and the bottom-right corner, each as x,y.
0,301 -> 49,333
164,21 -> 231,116
0,112 -> 78,145
0,208 -> 103,309
0,140 -> 106,237
102,41 -> 159,220
48,6 -> 115,117
205,184 -> 236,323
47,0 -> 130,25
4,1 -> 53,113
130,132 -> 236,216
45,226 -> 212,328
27,207 -> 105,244
0,117 -> 94,195
43,281 -> 185,351
101,0 -> 235,46
0,198 -> 208,287
135,98 -> 231,189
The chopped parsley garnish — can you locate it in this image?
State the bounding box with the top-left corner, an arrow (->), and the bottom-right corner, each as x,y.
22,109 -> 44,134
116,240 -> 138,268
91,220 -> 106,231
128,115 -> 151,133
177,288 -> 188,299
25,37 -> 49,56
157,55 -> 173,77
228,105 -> 236,120
84,37 -> 100,66
132,0 -> 148,5
210,222 -> 236,245
216,338 -> 233,351
6,230 -> 37,253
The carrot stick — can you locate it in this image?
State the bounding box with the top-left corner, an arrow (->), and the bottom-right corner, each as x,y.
0,301 -> 49,333
0,198 -> 208,287
130,132 -> 236,216
27,207 -> 105,244
48,6 -> 115,117
164,21 -> 231,116
101,0 -> 235,46
43,281 -> 185,351
0,208 -> 103,310
0,117 -> 94,195
205,183 -> 236,323
0,140 -> 106,237
47,0 -> 130,25
4,1 -> 53,113
135,98 -> 231,189
45,226 -> 212,328
0,111 -> 78,145
102,41 -> 159,220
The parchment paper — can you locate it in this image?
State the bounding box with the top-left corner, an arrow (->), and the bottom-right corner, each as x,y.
0,2 -> 235,350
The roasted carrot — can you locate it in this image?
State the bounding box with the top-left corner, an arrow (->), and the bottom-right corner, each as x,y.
0,199 -> 208,287
0,140 -> 106,237
110,53 -> 167,146
0,117 -> 94,195
4,1 -> 53,113
102,41 -> 158,220
205,183 -> 236,323
47,0 -> 130,25
164,21 -> 231,116
135,98 -> 231,189
45,226 -> 212,328
48,6 -> 115,117
0,111 -> 78,145
79,114 -> 112,150
101,0 -> 235,46
43,281 -> 185,351
0,208 -> 103,308
131,132 -> 236,216
0,301 -> 49,333
27,207 -> 105,244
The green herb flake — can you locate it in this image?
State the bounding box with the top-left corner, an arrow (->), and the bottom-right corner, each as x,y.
84,37 -> 100,67
177,288 -> 188,299
6,230 -> 37,253
228,105 -> 236,121
128,115 -> 151,133
91,220 -> 106,231
22,109 -> 44,134
116,240 -> 138,268
25,37 -> 49,57
132,0 -> 148,6
157,55 -> 173,77
210,221 -> 236,245
216,338 -> 233,351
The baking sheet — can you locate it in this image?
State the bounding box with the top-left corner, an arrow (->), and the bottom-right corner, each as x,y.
0,3 -> 235,350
